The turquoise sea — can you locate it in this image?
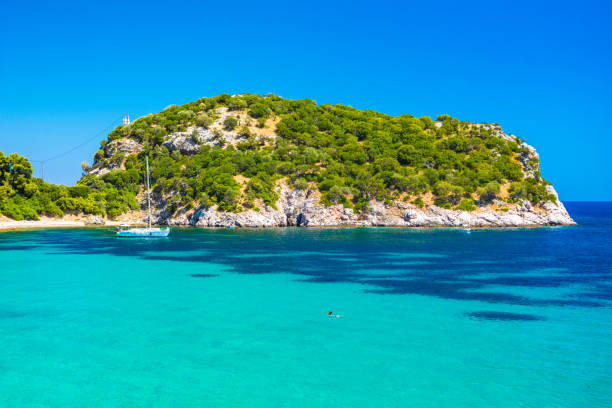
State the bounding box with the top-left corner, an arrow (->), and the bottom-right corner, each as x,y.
1,202 -> 611,407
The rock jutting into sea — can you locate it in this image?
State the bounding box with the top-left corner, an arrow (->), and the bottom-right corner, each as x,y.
2,94 -> 577,228
87,103 -> 575,228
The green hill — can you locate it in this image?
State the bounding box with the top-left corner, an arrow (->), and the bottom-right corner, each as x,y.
1,93 -> 555,221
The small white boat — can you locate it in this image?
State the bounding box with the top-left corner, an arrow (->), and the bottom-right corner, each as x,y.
116,157 -> 170,237
116,227 -> 170,237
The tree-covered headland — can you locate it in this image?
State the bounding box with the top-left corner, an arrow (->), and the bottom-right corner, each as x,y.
1,93 -> 556,221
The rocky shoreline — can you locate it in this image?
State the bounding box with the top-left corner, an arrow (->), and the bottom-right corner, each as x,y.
160,184 -> 575,228
0,185 -> 574,232
0,186 -> 576,230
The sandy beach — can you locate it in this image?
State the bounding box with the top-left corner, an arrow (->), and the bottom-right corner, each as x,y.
0,215 -> 146,232
0,216 -> 84,231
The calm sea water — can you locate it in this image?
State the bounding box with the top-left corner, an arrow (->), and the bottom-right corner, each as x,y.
1,202 -> 611,407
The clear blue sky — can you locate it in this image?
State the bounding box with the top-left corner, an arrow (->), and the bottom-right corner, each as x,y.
1,0 -> 610,200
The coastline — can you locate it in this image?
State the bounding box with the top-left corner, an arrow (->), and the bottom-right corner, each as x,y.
165,184 -> 576,228
0,186 -> 575,232
0,216 -> 576,233
0,218 -> 86,232
0,222 -> 576,232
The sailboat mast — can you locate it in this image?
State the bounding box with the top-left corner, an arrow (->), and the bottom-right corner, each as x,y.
146,156 -> 152,229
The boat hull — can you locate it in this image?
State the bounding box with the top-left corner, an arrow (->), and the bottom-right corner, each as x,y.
116,228 -> 170,237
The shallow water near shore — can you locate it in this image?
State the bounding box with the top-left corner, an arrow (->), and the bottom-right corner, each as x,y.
1,202 -> 611,407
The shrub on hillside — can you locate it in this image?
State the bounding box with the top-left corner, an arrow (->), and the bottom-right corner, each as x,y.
224,116 -> 238,131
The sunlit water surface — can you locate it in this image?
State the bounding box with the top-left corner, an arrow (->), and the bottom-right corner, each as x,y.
1,202 -> 611,407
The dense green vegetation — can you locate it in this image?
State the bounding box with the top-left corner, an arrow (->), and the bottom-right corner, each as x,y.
1,93 -> 556,221
0,151 -> 137,220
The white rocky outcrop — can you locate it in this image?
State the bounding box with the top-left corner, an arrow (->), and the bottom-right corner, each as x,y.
150,184 -> 574,228
518,142 -> 540,179
163,107 -> 256,153
104,138 -> 143,157
162,126 -> 246,154
87,138 -> 144,177
163,127 -> 216,153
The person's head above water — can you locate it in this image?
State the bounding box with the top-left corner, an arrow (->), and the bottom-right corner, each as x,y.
328,311 -> 332,316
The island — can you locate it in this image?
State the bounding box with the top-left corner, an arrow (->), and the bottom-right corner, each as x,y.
0,93 -> 574,229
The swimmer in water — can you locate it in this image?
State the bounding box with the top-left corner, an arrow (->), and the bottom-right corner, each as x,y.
328,311 -> 343,317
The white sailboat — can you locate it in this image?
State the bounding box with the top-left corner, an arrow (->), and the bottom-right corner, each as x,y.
116,156 -> 170,237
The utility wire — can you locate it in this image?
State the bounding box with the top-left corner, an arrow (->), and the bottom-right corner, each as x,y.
34,114 -> 124,163
31,114 -> 125,180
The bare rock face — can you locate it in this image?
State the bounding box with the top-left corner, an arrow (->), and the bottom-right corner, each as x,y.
84,215 -> 105,225
163,127 -> 215,154
164,209 -> 191,226
163,126 -> 248,154
541,185 -> 574,225
87,167 -> 111,177
491,129 -> 540,179
519,142 -> 540,179
190,205 -> 287,227
163,107 -> 254,155
159,183 -> 575,228
104,139 -> 143,157
87,138 -> 144,177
